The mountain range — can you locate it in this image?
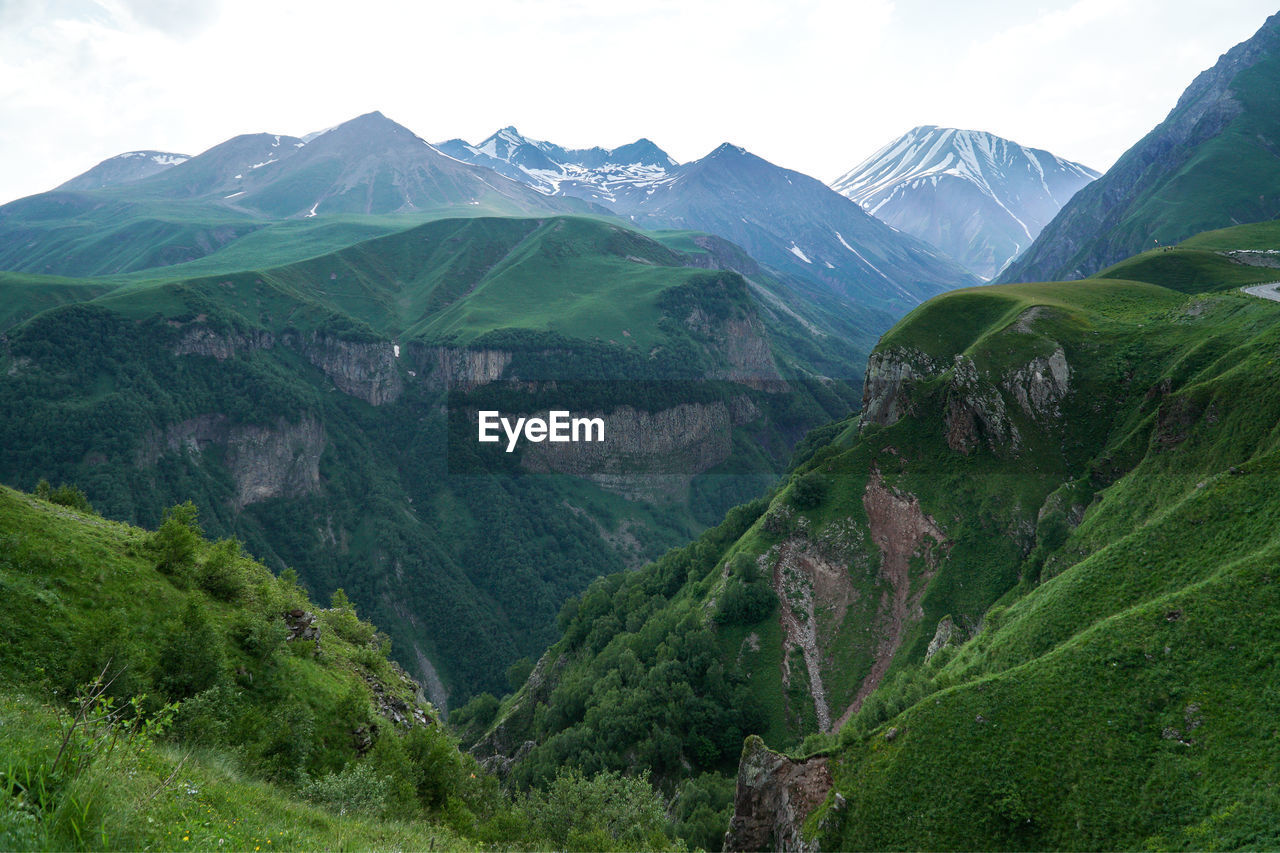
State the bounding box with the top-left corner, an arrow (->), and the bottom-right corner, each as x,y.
439,127 -> 980,311
5,9 -> 1280,850
832,126 -> 1099,279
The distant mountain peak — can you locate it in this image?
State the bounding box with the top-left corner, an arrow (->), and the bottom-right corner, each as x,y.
709,142 -> 748,157
832,126 -> 1099,279
56,149 -> 192,192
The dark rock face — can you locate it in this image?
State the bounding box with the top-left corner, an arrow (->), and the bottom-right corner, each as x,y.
136,414 -> 325,508
725,736 -> 833,852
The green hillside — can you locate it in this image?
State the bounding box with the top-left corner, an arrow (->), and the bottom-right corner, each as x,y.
479,223 -> 1280,849
0,214 -> 864,713
0,484 -> 684,851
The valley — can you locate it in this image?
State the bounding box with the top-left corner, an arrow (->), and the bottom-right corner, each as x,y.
3,7 -> 1280,851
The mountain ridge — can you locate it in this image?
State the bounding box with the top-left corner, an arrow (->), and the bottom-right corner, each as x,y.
999,11 -> 1280,283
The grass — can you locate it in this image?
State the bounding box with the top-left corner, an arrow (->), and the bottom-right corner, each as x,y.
0,693 -> 469,852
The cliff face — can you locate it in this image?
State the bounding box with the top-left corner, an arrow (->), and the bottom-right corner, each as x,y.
172,326 -> 275,360
137,414 -> 325,508
860,348 -> 938,428
725,736 -> 833,853
520,397 -> 760,500
411,345 -> 513,391
301,333 -> 403,406
683,306 -> 782,385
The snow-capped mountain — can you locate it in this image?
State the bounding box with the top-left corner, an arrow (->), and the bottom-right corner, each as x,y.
832,126 -> 1099,279
436,126 -> 678,206
441,128 -> 977,309
619,142 -> 978,309
57,150 -> 191,191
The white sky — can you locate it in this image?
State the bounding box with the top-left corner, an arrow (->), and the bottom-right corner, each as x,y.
0,0 -> 1276,204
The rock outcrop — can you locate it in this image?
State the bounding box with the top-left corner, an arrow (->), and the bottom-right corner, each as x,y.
725,736 -> 833,852
137,414 -> 325,508
1004,346 -> 1071,422
172,326 -> 275,360
861,347 -> 937,428
519,398 -> 759,500
301,333 -> 402,405
411,345 -> 514,390
944,354 -> 1019,454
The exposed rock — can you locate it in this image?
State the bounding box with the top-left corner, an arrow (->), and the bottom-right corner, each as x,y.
413,345 -> 513,390
471,649 -> 568,772
842,470 -> 948,718
137,414 -> 325,508
520,399 -> 758,500
478,740 -> 535,778
361,667 -> 432,728
925,615 -> 957,661
684,308 -> 783,385
861,347 -> 938,428
764,518 -> 866,733
944,354 -> 1019,454
225,416 -> 325,508
1004,346 -> 1071,421
725,735 -> 833,853
302,333 -> 402,405
283,609 -> 320,648
173,326 -> 275,360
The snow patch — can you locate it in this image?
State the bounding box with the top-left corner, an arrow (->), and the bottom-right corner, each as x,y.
788,243 -> 812,264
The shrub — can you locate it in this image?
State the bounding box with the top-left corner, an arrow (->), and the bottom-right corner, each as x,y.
154,598 -> 224,701
198,538 -> 247,601
791,470 -> 827,510
521,768 -> 674,852
302,762 -> 390,816
148,502 -> 202,575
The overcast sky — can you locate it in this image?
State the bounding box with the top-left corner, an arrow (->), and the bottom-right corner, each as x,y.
0,0 -> 1276,204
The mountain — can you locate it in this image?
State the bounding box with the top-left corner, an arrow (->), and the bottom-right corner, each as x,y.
107,112 -> 595,218
1000,11 -> 1280,283
439,128 -> 979,310
476,221 -> 1280,848
56,149 -> 190,191
0,213 -> 878,713
620,143 -> 979,310
0,112 -> 593,278
436,126 -> 678,206
832,126 -> 1099,279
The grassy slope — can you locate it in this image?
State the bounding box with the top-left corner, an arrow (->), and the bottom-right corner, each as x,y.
802,231 -> 1280,848
0,483 -> 469,850
480,226 -> 1280,849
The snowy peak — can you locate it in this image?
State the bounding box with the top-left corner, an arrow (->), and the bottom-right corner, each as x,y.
834,126 -> 1098,210
832,126 -> 1100,278
436,127 -> 681,202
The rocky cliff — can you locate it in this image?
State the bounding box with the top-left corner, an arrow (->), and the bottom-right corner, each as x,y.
301,333 -> 403,406
725,736 -> 833,852
137,414 -> 325,508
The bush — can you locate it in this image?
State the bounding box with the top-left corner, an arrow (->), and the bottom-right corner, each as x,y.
302,761 -> 391,816
32,479 -> 96,515
148,502 -> 202,575
791,471 -> 827,510
198,538 -> 247,601
154,598 -> 224,701
521,768 -> 675,852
